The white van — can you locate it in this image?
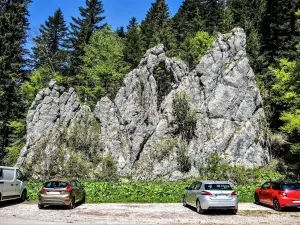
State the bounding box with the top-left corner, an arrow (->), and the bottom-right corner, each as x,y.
0,166 -> 28,202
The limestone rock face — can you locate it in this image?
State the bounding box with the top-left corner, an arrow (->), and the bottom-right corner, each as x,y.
17,28 -> 269,180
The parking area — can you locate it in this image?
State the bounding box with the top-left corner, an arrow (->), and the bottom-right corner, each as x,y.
1,202 -> 300,225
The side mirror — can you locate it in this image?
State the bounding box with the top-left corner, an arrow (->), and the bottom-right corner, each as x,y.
185,186 -> 189,190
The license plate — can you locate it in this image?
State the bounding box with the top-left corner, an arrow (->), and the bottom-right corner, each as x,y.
293,200 -> 300,203
47,192 -> 60,195
216,194 -> 228,198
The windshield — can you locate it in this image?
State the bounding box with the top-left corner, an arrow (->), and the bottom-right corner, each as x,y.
44,181 -> 68,189
205,184 -> 232,190
282,183 -> 300,190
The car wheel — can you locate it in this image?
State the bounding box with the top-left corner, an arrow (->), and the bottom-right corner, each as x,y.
273,199 -> 282,211
183,195 -> 187,207
38,204 -> 44,209
254,193 -> 260,204
69,197 -> 75,209
231,209 -> 238,215
196,200 -> 205,214
20,190 -> 27,202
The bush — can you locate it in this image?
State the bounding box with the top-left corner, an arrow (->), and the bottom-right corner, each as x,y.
172,92 -> 197,141
199,153 -> 284,186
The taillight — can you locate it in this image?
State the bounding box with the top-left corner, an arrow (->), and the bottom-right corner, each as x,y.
201,191 -> 212,196
66,184 -> 72,192
39,186 -> 45,192
231,191 -> 237,196
278,191 -> 287,197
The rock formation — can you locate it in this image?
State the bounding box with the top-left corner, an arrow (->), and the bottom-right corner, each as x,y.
17,28 -> 269,180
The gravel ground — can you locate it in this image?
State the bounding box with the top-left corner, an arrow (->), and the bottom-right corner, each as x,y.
1,202 -> 300,225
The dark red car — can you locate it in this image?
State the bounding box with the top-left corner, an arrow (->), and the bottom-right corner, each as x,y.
254,181 -> 300,211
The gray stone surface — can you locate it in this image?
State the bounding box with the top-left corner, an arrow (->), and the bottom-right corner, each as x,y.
17,28 -> 269,180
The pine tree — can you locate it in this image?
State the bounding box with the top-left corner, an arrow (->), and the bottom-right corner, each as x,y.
70,0 -> 105,75
204,0 -> 225,34
32,8 -> 70,73
124,17 -> 144,68
116,26 -> 126,38
226,0 -> 266,70
0,0 -> 30,161
140,0 -> 176,55
261,0 -> 300,64
172,0 -> 205,44
173,0 -> 225,45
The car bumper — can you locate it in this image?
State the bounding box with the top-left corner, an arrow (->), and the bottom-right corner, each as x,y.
39,194 -> 72,206
199,196 -> 238,210
280,198 -> 300,208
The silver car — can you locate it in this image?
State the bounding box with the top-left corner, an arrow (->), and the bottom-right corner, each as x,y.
183,180 -> 238,214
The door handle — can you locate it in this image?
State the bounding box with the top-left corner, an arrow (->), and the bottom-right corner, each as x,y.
11,184 -> 14,186
15,184 -> 19,186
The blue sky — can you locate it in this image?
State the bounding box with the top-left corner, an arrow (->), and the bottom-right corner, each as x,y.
27,0 -> 183,49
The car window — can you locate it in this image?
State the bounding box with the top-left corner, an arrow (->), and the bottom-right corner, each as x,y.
204,184 -> 232,190
189,182 -> 197,190
282,183 -> 300,190
194,182 -> 202,190
262,182 -> 270,189
16,169 -> 23,180
272,183 -> 281,190
0,168 -> 3,179
44,181 -> 68,188
2,168 -> 14,180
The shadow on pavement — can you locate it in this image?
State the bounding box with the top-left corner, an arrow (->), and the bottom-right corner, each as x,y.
39,201 -> 85,210
184,204 -> 237,216
0,199 -> 23,208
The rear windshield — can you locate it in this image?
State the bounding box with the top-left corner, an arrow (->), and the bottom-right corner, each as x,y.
282,183 -> 300,190
205,184 -> 232,190
44,181 -> 68,189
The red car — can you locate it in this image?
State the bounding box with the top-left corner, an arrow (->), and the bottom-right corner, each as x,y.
254,181 -> 300,211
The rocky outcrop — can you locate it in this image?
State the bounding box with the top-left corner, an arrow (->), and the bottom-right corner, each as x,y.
17,28 -> 269,180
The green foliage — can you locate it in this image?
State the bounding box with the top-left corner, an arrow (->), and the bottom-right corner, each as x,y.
32,8 -> 70,72
3,139 -> 25,166
179,31 -> 215,67
140,0 -> 176,55
27,169 -> 283,203
101,154 -> 119,182
153,138 -> 178,161
153,61 -> 173,107
3,120 -> 26,166
172,92 -> 197,141
0,0 -> 30,162
270,59 -> 298,107
79,26 -> 129,107
124,17 -> 144,68
199,153 -> 284,186
177,143 -> 191,173
70,0 -> 106,75
21,67 -> 52,107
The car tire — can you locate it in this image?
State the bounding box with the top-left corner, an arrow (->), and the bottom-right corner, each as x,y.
20,190 -> 27,202
69,197 -> 75,209
254,193 -> 260,204
196,200 -> 205,214
231,209 -> 238,215
38,204 -> 44,209
273,198 -> 282,211
183,195 -> 187,207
